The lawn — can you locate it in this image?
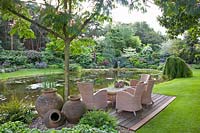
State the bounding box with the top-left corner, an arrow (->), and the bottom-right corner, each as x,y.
138,69 -> 200,133
0,68 -> 64,80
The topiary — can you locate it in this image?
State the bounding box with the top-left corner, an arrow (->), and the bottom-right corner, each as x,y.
79,110 -> 117,133
163,56 -> 193,79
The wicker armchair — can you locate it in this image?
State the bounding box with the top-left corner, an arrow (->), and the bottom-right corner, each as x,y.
130,79 -> 139,87
77,82 -> 108,110
116,83 -> 145,116
140,74 -> 151,83
141,80 -> 155,105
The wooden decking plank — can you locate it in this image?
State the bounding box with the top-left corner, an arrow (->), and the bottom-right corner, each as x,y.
152,93 -> 162,98
151,94 -> 158,99
108,109 -> 116,115
117,112 -> 134,125
117,94 -> 166,126
130,96 -> 176,130
152,94 -> 167,104
117,95 -> 164,127
108,94 -> 176,131
124,96 -> 172,128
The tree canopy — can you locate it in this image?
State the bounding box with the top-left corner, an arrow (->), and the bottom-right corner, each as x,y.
155,0 -> 200,38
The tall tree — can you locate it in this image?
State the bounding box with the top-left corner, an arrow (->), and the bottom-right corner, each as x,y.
0,0 -> 147,100
133,21 -> 165,50
155,0 -> 200,38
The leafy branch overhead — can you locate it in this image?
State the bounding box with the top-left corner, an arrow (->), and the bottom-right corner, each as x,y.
155,0 -> 200,38
0,0 -> 146,40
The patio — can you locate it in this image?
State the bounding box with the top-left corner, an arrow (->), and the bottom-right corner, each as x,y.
108,93 -> 176,131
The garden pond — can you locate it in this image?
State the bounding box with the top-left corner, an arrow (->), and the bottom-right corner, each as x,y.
0,69 -> 161,104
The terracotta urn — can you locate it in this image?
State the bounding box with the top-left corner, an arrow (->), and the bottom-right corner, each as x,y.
62,95 -> 87,124
43,109 -> 66,128
35,89 -> 64,118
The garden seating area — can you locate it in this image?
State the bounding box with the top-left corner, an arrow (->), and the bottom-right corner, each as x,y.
77,74 -> 176,131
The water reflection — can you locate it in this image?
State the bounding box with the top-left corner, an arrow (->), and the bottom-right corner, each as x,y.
0,70 -> 159,104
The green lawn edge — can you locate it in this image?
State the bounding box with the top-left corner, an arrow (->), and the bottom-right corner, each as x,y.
0,68 -> 64,80
137,69 -> 200,133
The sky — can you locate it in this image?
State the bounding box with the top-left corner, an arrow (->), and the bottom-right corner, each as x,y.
112,3 -> 166,35
34,0 -> 166,35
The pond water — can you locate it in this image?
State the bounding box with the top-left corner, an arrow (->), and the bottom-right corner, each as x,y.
0,69 -> 160,104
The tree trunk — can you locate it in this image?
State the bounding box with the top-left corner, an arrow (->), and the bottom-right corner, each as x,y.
10,35 -> 13,50
64,40 -> 70,100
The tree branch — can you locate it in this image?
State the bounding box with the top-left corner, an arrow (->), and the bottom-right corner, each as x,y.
69,0 -> 104,41
56,0 -> 61,11
69,0 -> 72,14
69,13 -> 96,41
7,8 -> 65,40
64,0 -> 68,12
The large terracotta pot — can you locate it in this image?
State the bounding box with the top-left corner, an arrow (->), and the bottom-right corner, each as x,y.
62,95 -> 87,124
35,89 -> 64,118
44,109 -> 66,128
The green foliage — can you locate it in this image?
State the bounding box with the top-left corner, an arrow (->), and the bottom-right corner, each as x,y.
163,56 -> 193,79
34,124 -> 110,133
0,50 -> 28,66
0,50 -> 63,70
71,38 -> 96,56
25,50 -> 42,63
0,1 -> 35,39
46,38 -> 65,51
191,64 -> 200,69
79,110 -> 117,133
155,0 -> 200,38
0,121 -> 31,133
69,63 -> 82,72
133,21 -> 165,46
72,124 -> 107,133
0,122 -> 109,133
0,96 -> 36,124
73,54 -> 93,68
41,51 -> 64,66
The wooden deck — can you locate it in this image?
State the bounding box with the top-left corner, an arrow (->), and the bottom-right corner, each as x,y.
108,93 -> 176,131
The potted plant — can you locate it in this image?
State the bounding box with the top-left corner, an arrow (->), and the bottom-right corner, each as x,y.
35,77 -> 64,118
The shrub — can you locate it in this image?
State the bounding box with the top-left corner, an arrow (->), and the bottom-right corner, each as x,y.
73,124 -> 107,133
0,122 -> 108,133
0,50 -> 28,66
35,62 -> 48,68
25,50 -> 42,63
69,63 -> 82,72
192,64 -> 200,69
163,56 -> 193,79
2,61 -> 11,68
0,121 -> 30,133
0,96 -> 36,124
41,51 -> 64,65
79,110 -> 117,133
43,125 -> 107,133
73,54 -> 93,68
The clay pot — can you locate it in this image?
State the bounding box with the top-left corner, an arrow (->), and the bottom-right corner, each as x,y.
62,95 -> 87,124
44,109 -> 66,128
35,89 -> 64,118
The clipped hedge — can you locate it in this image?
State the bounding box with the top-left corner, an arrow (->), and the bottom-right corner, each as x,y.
163,56 -> 193,79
